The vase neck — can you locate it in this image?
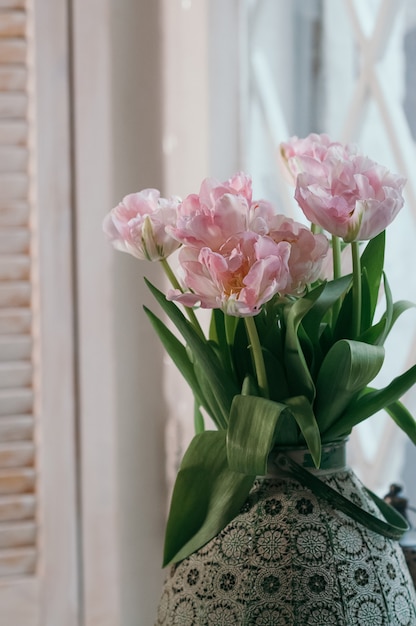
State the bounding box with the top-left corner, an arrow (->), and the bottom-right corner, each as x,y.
267,440 -> 347,476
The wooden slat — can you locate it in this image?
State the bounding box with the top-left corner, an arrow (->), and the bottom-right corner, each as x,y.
0,336 -> 31,360
0,309 -> 30,333
0,40 -> 26,64
0,442 -> 34,468
0,547 -> 36,577
0,282 -> 30,307
0,146 -> 28,171
0,255 -> 30,279
0,521 -> 35,549
0,415 -> 33,441
0,2 -> 26,9
0,66 -> 26,90
0,388 -> 32,415
0,11 -> 25,38
0,362 -> 32,389
0,173 -> 27,199
0,93 -> 26,117
0,202 -> 29,226
0,227 -> 29,253
0,468 -> 35,494
0,494 -> 34,522
0,120 -> 27,145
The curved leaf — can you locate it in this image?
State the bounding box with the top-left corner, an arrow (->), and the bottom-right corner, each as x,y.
284,284 -> 324,401
227,394 -> 289,475
383,400 -> 416,445
302,274 -> 352,344
285,395 -> 321,467
360,230 -> 385,322
163,431 -> 254,566
315,339 -> 385,433
324,364 -> 416,440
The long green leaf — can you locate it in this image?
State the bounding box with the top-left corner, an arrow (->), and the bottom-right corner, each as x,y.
144,306 -> 209,416
360,230 -> 385,323
324,364 -> 416,440
285,395 -> 321,467
284,284 -> 325,401
383,400 -> 416,445
227,394 -> 289,475
315,339 -> 385,433
163,431 -> 254,566
302,275 -> 352,344
145,279 -> 239,425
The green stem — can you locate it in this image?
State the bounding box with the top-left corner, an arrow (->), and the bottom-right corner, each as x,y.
160,257 -> 205,339
332,235 -> 341,280
351,241 -> 362,338
244,317 -> 269,399
331,235 -> 342,324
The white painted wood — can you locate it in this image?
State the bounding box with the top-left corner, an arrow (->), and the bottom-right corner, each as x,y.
0,0 -> 80,620
71,0 -> 121,623
28,0 -> 80,620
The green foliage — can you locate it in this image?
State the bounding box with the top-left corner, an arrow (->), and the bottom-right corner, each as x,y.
144,228 -> 416,563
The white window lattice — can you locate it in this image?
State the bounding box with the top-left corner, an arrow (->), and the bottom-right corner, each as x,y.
239,0 -> 416,498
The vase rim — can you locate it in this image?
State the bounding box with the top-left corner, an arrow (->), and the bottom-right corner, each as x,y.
267,438 -> 348,476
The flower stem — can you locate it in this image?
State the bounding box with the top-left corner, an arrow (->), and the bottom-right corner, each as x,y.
351,241 -> 362,338
332,235 -> 341,280
331,235 -> 342,324
160,257 -> 205,338
244,316 -> 269,399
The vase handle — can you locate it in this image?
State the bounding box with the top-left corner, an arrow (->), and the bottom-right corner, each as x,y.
274,453 -> 409,541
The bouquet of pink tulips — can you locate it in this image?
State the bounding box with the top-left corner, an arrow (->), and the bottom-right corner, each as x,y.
103,134 -> 416,566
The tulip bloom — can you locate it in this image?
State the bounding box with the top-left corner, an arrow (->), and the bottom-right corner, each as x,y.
170,173 -> 276,251
295,154 -> 406,242
103,189 -> 181,261
267,215 -> 329,294
279,133 -> 355,185
168,232 -> 291,317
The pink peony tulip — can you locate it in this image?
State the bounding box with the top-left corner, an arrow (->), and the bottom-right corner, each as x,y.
169,173 -> 276,251
267,215 -> 329,294
279,133 -> 356,185
103,189 -> 181,261
167,232 -> 291,317
295,154 -> 406,242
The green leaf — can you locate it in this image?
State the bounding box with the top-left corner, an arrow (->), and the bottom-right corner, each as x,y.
302,275 -> 352,344
145,279 -> 239,426
285,395 -> 321,467
360,230 -> 385,323
383,400 -> 416,445
227,394 -> 289,475
144,306 -> 209,415
377,292 -> 416,346
193,401 -> 205,434
324,364 -> 416,440
284,285 -> 325,401
163,431 -> 254,566
315,339 -> 385,434
209,310 -> 234,376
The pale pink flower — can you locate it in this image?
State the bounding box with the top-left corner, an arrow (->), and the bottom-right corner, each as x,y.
103,189 -> 181,261
267,215 -> 329,294
167,232 -> 291,317
295,154 -> 406,242
279,133 -> 355,185
169,173 -> 275,251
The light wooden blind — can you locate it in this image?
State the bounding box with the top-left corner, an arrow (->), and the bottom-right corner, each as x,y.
0,0 -> 36,578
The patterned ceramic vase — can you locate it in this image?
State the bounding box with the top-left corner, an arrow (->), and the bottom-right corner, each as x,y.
156,440 -> 416,625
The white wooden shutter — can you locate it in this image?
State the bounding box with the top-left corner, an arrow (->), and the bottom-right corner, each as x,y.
0,0 -> 80,623
0,0 -> 36,581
